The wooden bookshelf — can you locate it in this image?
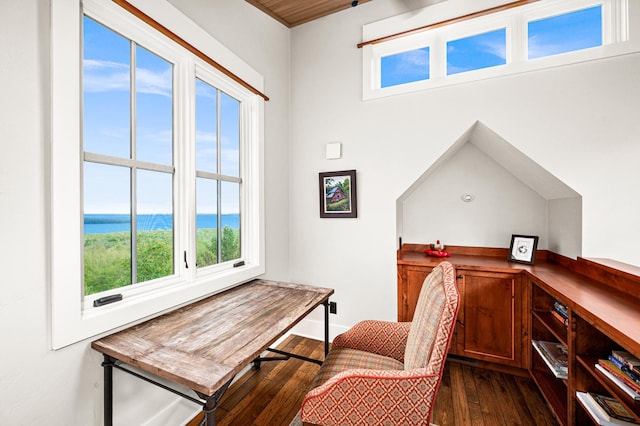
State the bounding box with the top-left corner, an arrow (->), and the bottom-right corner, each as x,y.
530,281 -> 570,425
530,260 -> 640,426
397,244 -> 640,425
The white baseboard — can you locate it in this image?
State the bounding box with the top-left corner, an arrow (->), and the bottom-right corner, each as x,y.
290,317 -> 348,342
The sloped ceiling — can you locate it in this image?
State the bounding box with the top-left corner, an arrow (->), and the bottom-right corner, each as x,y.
245,0 -> 372,27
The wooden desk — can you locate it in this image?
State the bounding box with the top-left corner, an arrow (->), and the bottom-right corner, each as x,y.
91,279 -> 334,426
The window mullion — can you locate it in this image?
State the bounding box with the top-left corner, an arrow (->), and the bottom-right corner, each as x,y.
510,15 -> 527,64
216,89 -> 222,265
195,171 -> 242,184
130,40 -> 138,285
175,59 -> 190,277
432,34 -> 446,79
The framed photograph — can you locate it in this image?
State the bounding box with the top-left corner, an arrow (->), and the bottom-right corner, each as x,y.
508,234 -> 539,264
319,170 -> 357,218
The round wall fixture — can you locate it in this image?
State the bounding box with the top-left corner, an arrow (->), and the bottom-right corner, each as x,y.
461,193 -> 474,202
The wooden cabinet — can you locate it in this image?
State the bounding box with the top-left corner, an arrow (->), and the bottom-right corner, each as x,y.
398,244 -> 640,426
396,264 -> 432,323
457,269 -> 523,367
397,246 -> 526,367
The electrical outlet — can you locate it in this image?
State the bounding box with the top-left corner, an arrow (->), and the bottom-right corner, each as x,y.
329,301 -> 337,314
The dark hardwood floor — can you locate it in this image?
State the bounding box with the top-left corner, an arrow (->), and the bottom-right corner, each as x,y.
188,334 -> 557,426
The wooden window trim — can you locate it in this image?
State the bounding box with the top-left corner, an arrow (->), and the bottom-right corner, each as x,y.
113,0 -> 270,101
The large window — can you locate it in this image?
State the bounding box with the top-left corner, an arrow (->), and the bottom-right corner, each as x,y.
51,0 -> 264,349
83,17 -> 176,295
365,0 -> 631,99
195,79 -> 242,268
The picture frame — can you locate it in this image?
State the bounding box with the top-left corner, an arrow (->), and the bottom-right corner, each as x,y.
319,170 -> 357,218
508,234 -> 539,264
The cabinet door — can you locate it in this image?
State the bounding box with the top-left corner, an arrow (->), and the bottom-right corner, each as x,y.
398,264 -> 462,355
398,265 -> 433,322
458,270 -> 522,367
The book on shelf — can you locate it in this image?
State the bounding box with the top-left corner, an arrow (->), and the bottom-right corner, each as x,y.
550,308 -> 569,327
553,300 -> 568,318
576,391 -> 640,426
532,340 -> 568,379
595,363 -> 640,401
592,393 -> 639,424
609,356 -> 640,384
599,360 -> 640,393
612,351 -> 640,376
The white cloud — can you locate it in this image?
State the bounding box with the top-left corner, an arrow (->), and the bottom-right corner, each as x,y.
480,38 -> 507,60
397,48 -> 430,70
196,131 -> 217,143
83,58 -> 172,97
136,67 -> 172,97
83,59 -> 130,92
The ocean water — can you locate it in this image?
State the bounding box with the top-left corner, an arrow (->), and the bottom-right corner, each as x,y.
84,213 -> 240,234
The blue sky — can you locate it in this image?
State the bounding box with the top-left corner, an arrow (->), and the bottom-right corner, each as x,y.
83,16 -> 240,216
381,5 -> 602,87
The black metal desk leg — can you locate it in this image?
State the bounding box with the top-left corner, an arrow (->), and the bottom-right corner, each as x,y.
198,378 -> 233,426
102,355 -> 115,426
324,299 -> 330,356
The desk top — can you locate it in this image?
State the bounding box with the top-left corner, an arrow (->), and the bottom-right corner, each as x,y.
91,279 -> 334,396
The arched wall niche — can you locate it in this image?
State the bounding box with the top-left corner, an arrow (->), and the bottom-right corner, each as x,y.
396,121 -> 582,259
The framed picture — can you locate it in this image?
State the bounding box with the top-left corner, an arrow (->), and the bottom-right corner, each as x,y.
508,234 -> 539,264
319,170 -> 357,218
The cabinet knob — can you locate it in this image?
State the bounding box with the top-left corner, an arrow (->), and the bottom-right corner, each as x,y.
456,275 -> 463,279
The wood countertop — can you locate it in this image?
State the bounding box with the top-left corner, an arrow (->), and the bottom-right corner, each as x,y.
398,244 -> 640,357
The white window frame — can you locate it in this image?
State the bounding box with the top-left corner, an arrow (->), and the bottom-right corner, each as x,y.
51,0 -> 265,349
363,0 -> 634,100
440,17 -> 511,79
371,32 -> 436,95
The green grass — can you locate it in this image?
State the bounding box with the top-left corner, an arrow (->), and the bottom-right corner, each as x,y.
326,198 -> 351,212
84,227 -> 240,295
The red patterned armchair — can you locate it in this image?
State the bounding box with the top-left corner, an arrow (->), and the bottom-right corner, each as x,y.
299,261 -> 459,425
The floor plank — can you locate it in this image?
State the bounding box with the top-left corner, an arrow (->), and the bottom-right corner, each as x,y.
188,335 -> 558,426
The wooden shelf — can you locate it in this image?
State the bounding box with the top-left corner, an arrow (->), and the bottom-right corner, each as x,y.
532,310 -> 568,346
397,244 -> 640,426
576,354 -> 640,421
530,367 -> 568,426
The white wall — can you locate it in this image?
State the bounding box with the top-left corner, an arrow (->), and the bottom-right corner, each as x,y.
548,197 -> 582,259
289,0 -> 640,332
0,0 -> 290,424
401,143 -> 549,249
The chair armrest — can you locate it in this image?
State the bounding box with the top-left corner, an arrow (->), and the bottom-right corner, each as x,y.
301,368 -> 441,425
331,320 -> 411,363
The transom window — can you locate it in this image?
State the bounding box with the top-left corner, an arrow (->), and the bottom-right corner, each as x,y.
447,28 -> 507,75
381,46 -> 430,88
528,5 -> 603,59
367,0 -> 630,99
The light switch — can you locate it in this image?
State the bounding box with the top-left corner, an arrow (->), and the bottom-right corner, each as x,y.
326,142 -> 342,160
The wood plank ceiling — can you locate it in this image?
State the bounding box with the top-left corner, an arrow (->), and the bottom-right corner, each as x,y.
245,0 -> 372,27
